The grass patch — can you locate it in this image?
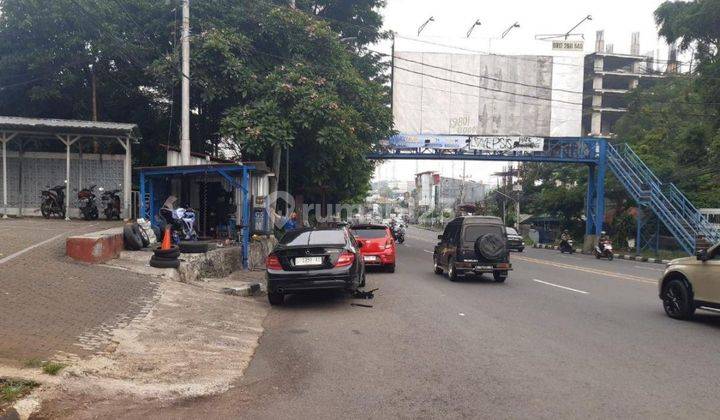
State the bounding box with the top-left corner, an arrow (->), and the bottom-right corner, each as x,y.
23,358 -> 43,369
41,362 -> 66,376
0,378 -> 39,412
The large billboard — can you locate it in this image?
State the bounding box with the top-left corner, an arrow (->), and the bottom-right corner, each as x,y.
392,52 -> 583,137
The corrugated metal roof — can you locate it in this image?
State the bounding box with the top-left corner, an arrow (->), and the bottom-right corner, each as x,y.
0,116 -> 138,137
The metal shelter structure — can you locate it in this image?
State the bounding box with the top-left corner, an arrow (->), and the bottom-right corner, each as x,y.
369,134 -> 720,254
136,163 -> 254,269
0,116 -> 137,220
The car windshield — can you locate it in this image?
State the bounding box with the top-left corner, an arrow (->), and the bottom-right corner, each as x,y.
351,228 -> 387,239
280,230 -> 346,246
506,227 -> 519,235
463,225 -> 503,242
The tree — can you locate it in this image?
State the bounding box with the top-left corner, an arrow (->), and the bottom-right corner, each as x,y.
0,0 -> 392,204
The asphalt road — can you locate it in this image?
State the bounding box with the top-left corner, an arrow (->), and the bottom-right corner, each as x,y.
136,226 -> 720,419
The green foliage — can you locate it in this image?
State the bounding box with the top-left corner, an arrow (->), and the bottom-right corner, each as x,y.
0,0 -> 392,203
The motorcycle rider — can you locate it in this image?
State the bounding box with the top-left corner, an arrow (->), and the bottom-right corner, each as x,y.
598,230 -> 610,252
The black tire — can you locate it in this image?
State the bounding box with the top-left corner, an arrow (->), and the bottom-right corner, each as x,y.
41,202 -> 50,218
474,234 -> 506,261
268,293 -> 284,306
662,279 -> 695,320
151,253 -> 180,262
448,258 -> 459,282
132,224 -> 150,248
386,263 -> 396,273
153,245 -> 180,257
607,253 -> 614,261
493,271 -> 508,283
149,256 -> 181,269
123,224 -> 143,251
434,257 -> 443,275
179,241 -> 209,254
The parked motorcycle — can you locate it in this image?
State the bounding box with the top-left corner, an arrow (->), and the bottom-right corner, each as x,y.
40,184 -> 66,219
594,240 -> 614,260
77,185 -> 99,220
100,188 -> 122,220
559,238 -> 575,254
159,195 -> 198,243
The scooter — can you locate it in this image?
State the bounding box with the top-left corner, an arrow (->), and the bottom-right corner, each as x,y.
391,224 -> 405,244
99,188 -> 122,220
160,196 -> 198,243
594,240 -> 614,260
77,185 -> 99,220
559,239 -> 575,254
40,185 -> 66,219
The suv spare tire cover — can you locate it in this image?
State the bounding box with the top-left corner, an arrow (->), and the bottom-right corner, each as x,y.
475,234 -> 506,261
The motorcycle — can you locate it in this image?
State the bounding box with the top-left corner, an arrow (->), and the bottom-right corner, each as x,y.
594,240 -> 614,261
559,238 -> 575,254
100,188 -> 122,220
40,184 -> 66,219
392,224 -> 406,244
159,196 -> 198,243
77,185 -> 99,220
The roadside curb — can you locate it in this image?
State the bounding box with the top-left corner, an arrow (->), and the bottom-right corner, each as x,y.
532,243 -> 670,265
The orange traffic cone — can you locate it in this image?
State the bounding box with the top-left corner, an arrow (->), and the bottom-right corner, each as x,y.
161,226 -> 172,250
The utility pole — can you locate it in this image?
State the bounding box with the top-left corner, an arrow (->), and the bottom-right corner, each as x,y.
180,0 -> 191,165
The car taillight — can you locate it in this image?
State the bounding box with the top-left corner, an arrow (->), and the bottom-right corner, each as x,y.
335,251 -> 355,268
266,254 -> 282,270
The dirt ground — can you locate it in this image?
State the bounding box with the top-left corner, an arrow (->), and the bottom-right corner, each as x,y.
1,275 -> 268,419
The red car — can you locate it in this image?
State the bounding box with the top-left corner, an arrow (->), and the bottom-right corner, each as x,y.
351,224 -> 397,272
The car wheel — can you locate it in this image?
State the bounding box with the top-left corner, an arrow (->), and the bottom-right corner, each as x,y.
433,257 -> 443,274
493,271 -> 508,283
386,264 -> 395,273
268,293 -> 284,306
518,248 -> 524,253
663,279 -> 695,320
448,259 -> 459,282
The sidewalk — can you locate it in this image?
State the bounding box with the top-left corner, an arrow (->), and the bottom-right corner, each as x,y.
0,218 -> 159,365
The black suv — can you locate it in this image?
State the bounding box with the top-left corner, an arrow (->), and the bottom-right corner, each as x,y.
433,216 -> 512,282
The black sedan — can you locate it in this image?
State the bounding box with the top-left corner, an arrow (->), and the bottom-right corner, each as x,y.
506,227 -> 525,252
265,227 -> 366,305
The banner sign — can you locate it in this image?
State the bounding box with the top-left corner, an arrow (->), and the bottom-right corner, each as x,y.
468,136 -> 545,152
387,134 -> 545,152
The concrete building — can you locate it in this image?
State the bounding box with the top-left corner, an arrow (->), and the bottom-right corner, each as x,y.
583,31 -> 675,138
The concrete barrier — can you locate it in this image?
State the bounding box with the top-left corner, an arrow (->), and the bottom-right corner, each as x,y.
66,227 -> 124,264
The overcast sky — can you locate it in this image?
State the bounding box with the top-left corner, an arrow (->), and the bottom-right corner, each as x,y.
372,0 -> 676,185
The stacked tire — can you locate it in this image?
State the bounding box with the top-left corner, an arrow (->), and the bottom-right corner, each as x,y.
124,223 -> 150,251
150,245 -> 181,269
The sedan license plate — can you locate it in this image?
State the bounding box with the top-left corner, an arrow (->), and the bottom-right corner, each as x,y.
295,256 -> 323,266
363,255 -> 379,262
475,265 -> 493,271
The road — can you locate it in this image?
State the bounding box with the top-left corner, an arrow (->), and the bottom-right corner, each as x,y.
134,226 -> 720,419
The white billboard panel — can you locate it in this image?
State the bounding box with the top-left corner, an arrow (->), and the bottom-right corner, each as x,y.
392,52 -> 583,137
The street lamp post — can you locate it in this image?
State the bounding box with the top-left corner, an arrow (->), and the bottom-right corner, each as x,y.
417,16 -> 435,36
466,19 -> 481,38
501,22 -> 520,39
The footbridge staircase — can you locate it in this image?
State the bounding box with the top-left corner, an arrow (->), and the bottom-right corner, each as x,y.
607,143 -> 719,254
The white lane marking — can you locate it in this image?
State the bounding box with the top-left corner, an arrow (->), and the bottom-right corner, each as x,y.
0,232 -> 68,265
633,265 -> 664,272
458,312 -> 466,317
515,256 -> 656,284
533,279 -> 589,295
423,250 -> 434,254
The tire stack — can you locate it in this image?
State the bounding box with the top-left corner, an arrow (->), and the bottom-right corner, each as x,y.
123,222 -> 150,251
150,245 -> 181,269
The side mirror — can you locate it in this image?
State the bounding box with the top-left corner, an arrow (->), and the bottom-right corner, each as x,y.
697,249 -> 709,262
438,234 -> 443,240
